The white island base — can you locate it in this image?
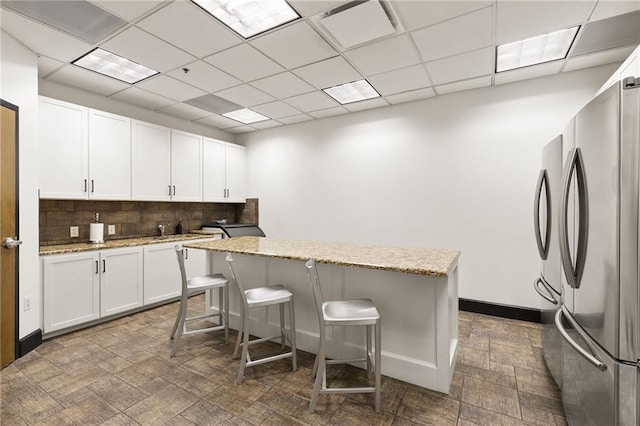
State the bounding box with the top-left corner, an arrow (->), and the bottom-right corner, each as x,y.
205,252 -> 459,393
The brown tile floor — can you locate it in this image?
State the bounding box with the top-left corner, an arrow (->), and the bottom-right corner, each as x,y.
1,296 -> 566,425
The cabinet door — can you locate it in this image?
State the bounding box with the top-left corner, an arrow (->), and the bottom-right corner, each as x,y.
202,137 -> 226,202
100,247 -> 143,317
171,130 -> 202,202
89,110 -> 131,200
39,97 -> 88,199
132,120 -> 171,201
225,143 -> 247,203
143,243 -> 181,304
43,252 -> 99,333
184,245 -> 209,279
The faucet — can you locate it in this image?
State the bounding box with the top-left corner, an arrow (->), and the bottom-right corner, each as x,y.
158,224 -> 165,236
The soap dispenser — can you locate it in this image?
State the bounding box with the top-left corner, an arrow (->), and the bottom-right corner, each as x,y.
176,221 -> 183,234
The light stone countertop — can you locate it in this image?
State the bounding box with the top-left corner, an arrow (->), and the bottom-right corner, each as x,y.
39,233 -> 220,256
184,236 -> 459,277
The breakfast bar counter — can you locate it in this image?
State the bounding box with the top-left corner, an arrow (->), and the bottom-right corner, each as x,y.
184,237 -> 460,393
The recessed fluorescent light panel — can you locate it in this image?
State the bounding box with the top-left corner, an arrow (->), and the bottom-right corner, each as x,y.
223,108 -> 270,124
496,26 -> 580,72
72,48 -> 159,84
322,79 -> 381,104
191,0 -> 300,39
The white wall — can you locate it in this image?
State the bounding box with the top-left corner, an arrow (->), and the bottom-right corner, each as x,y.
0,30 -> 40,338
39,79 -> 236,143
239,64 -> 617,309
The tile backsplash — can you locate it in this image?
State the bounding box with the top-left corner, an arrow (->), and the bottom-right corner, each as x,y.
40,199 -> 259,245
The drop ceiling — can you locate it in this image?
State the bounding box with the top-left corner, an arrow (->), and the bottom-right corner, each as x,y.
1,0 -> 639,134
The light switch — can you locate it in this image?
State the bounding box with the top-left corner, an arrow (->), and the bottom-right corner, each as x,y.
70,226 -> 79,238
108,225 -> 116,235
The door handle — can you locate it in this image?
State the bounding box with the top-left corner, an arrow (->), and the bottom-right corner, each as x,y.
555,307 -> 606,371
91,179 -> 95,193
173,185 -> 176,196
533,277 -> 558,304
102,259 -> 106,273
84,179 -> 88,193
3,237 -> 23,249
534,169 -> 551,260
559,148 -> 589,289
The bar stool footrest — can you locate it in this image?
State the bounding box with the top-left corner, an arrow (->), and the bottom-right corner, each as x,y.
321,386 -> 376,394
246,351 -> 293,367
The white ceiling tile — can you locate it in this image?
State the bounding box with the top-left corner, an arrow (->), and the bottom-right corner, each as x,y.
284,91 -> 338,112
435,76 -> 492,95
411,7 -> 493,62
47,65 -> 130,95
368,65 -> 431,96
495,61 -> 564,85
292,56 -> 362,89
90,0 -> 164,21
279,114 -> 314,124
385,88 -> 436,104
215,85 -> 275,107
426,47 -> 494,85
289,0 -> 346,17
136,2 -> 241,58
204,44 -> 284,82
308,106 -> 349,118
251,120 -> 284,130
251,101 -> 302,119
110,87 -> 175,110
102,26 -> 195,72
195,115 -> 243,129
167,61 -> 241,93
157,103 -> 212,121
319,0 -> 395,49
0,9 -> 93,62
344,35 -> 421,76
251,21 -> 337,69
496,0 -> 595,44
226,125 -> 257,134
136,75 -> 207,101
343,97 -> 388,112
395,1 -> 493,31
564,45 -> 636,72
589,0 -> 640,22
251,72 -> 315,99
38,56 -> 65,78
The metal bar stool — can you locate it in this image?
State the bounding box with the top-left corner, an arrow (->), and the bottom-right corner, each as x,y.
304,258 -> 381,412
226,253 -> 297,384
170,246 -> 229,357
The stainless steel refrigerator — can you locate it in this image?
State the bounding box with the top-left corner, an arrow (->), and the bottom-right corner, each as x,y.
556,77 -> 639,425
533,134 -> 564,388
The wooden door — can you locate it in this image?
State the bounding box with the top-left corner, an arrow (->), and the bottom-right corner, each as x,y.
1,100 -> 19,368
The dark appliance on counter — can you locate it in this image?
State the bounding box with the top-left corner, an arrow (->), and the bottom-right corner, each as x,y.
201,223 -> 265,238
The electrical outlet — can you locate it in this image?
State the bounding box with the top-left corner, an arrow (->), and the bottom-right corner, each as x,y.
108,225 -> 116,235
24,296 -> 31,311
70,226 -> 79,238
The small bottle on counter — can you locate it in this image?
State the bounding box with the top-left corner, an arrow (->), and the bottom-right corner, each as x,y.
176,221 -> 183,234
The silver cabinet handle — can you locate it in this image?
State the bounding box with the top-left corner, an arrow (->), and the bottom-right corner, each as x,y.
95,260 -> 99,275
559,148 -> 589,289
173,185 -> 176,196
533,277 -> 558,304
555,307 -> 606,371
102,259 -> 106,273
169,185 -> 172,196
84,179 -> 88,193
533,169 -> 551,260
3,237 -> 23,249
91,179 -> 95,193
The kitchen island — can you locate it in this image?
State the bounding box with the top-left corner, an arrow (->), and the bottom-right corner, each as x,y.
185,236 -> 460,393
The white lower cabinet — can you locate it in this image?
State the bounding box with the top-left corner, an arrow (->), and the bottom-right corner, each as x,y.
43,252 -> 100,333
143,240 -> 210,305
100,247 -> 143,317
43,247 -> 143,333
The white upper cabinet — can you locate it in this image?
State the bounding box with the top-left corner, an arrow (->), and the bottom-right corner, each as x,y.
171,129 -> 202,202
203,137 -> 247,203
39,97 -> 89,199
89,110 -> 131,200
131,120 -> 172,201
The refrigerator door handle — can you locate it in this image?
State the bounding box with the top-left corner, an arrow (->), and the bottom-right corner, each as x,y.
559,148 -> 589,289
534,277 -> 558,304
555,307 -> 607,371
534,169 -> 551,260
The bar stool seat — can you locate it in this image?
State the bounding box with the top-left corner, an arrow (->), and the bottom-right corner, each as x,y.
226,253 -> 297,384
305,258 -> 381,413
170,247 -> 229,357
